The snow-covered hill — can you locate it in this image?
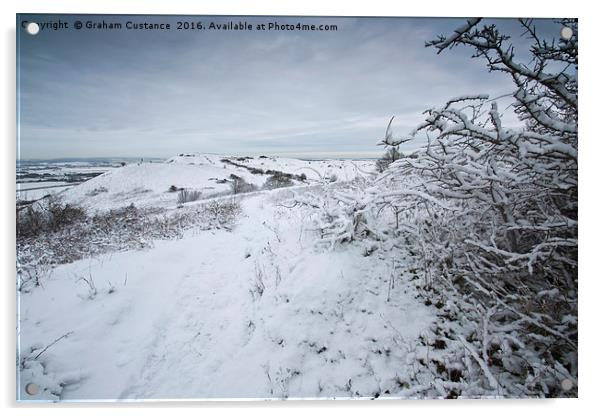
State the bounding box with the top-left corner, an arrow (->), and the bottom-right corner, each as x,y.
61,153 -> 375,211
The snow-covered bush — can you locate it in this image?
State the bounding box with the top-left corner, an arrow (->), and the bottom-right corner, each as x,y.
290,179 -> 381,250
17,195 -> 86,238
374,18 -> 577,396
201,199 -> 242,228
17,201 -> 239,280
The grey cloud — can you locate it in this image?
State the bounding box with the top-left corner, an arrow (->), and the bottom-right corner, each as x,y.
17,15 -> 564,159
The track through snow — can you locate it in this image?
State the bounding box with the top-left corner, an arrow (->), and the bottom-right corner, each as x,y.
18,193 -> 435,400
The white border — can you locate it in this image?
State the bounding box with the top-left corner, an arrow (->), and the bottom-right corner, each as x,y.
2,1 -> 599,415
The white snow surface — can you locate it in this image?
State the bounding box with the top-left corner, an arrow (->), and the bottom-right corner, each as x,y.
18,154 -> 435,400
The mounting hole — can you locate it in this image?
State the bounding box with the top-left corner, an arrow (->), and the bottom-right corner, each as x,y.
25,22 -> 40,35
561,378 -> 573,391
25,382 -> 39,395
560,26 -> 573,41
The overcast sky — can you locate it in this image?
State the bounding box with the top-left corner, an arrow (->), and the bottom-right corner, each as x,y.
17,15 -> 563,160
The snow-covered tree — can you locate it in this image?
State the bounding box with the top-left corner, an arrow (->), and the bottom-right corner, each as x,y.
376,18 -> 578,396
375,143 -> 402,173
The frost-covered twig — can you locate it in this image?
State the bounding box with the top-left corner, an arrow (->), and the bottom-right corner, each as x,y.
33,331 -> 74,361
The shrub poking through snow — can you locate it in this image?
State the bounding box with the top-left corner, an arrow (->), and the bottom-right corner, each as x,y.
78,273 -> 97,299
230,176 -> 258,194
249,167 -> 264,175
168,185 -> 181,192
17,263 -> 51,292
263,172 -> 294,190
249,261 -> 266,301
177,188 -> 202,204
85,186 -> 108,197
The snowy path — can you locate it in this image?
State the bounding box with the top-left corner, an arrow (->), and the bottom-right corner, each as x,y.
18,193 -> 434,400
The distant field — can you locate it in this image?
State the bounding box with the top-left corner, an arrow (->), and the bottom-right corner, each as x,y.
16,182 -> 75,200
16,158 -> 138,201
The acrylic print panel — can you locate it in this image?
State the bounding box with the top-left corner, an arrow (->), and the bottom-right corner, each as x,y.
16,14 -> 578,401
